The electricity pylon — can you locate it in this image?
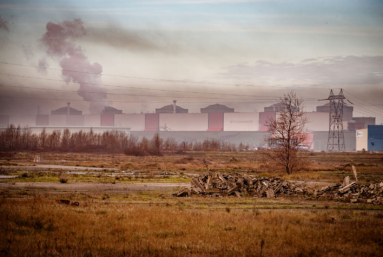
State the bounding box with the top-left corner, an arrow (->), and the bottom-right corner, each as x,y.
320,89 -> 346,152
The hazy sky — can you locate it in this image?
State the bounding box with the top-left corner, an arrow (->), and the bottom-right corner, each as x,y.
0,0 -> 382,123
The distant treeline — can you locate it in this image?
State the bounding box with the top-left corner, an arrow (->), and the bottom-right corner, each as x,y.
0,125 -> 251,154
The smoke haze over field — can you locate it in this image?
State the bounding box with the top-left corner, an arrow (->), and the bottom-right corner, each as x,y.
0,0 -> 382,123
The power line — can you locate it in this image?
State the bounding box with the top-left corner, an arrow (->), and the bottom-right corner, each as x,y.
343,89 -> 383,108
349,102 -> 383,120
0,83 -> 277,101
0,60 -> 336,92
0,94 -> 284,104
0,71 -> 321,101
0,61 -> 272,88
343,91 -> 383,120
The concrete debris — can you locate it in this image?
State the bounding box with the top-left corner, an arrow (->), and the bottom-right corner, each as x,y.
315,180 -> 383,204
174,172 -> 307,199
174,172 -> 383,205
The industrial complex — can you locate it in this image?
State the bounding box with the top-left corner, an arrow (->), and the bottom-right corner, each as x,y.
0,100 -> 378,151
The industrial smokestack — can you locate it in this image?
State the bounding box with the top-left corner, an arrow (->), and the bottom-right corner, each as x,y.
173,100 -> 177,114
67,102 -> 70,115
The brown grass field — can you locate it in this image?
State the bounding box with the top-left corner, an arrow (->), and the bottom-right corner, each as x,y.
1,151 -> 383,256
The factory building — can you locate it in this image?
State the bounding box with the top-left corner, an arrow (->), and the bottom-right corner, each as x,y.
2,99 -> 378,152
303,112 -> 329,132
351,117 -> 375,129
356,125 -> 383,151
201,104 -> 234,113
0,115 -> 9,127
155,100 -> 188,113
114,114 -> 145,131
159,113 -> 208,131
259,112 -> 276,131
264,102 -> 299,112
316,103 -> 353,122
224,112 -> 259,131
102,106 -> 122,114
51,102 -> 82,115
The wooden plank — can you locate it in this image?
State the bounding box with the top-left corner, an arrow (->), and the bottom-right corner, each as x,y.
227,185 -> 238,194
191,178 -> 205,192
205,175 -> 211,190
343,176 -> 350,187
339,182 -> 357,194
352,165 -> 358,183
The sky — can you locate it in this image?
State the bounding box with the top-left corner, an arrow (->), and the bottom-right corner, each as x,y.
0,0 -> 382,123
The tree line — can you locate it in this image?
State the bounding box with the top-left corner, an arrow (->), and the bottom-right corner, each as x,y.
0,125 -> 251,154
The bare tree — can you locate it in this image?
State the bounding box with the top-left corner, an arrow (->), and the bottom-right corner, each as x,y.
263,91 -> 308,174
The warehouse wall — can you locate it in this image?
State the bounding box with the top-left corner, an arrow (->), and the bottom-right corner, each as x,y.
159,113 -> 208,131
207,113 -> 224,131
84,115 -> 101,127
36,115 -> 49,126
303,112 -> 329,132
259,112 -> 275,131
27,127 -> 130,135
101,114 -> 114,126
0,115 -> 9,127
66,115 -> 84,126
367,125 -> 383,151
312,131 -> 356,151
224,112 -> 259,131
145,113 -> 159,131
9,115 -> 36,127
353,117 -> 375,129
49,115 -> 66,126
356,129 -> 368,151
114,114 -> 145,131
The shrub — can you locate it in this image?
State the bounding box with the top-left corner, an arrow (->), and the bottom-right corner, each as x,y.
124,147 -> 147,156
59,176 -> 69,183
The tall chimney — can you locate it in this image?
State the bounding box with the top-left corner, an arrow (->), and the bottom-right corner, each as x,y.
67,102 -> 70,115
173,100 -> 177,114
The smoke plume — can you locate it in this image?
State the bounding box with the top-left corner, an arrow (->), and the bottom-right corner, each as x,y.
41,19 -> 107,114
0,15 -> 9,32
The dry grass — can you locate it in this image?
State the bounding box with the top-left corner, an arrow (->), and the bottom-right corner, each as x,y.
2,151 -> 383,185
0,198 -> 382,256
1,151 -> 383,256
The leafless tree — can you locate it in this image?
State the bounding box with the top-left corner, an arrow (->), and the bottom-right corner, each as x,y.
263,91 -> 309,174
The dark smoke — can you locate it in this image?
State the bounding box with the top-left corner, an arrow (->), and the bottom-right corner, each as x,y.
41,19 -> 107,114
0,15 -> 9,32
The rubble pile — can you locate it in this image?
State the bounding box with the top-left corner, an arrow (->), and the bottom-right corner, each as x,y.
315,177 -> 383,204
174,172 -> 307,198
175,173 -> 383,204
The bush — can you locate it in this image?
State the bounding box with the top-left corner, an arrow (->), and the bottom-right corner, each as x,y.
59,176 -> 69,183
124,147 -> 147,156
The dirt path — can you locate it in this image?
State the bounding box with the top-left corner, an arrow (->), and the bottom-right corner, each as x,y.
2,165 -> 119,171
0,182 -> 188,193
